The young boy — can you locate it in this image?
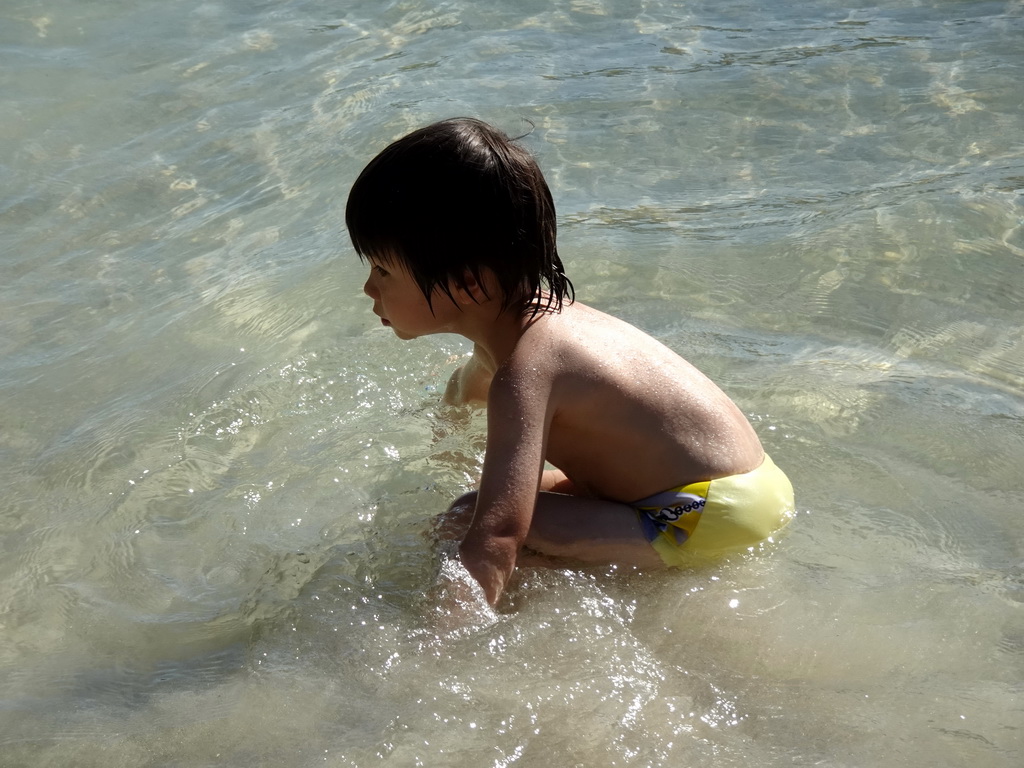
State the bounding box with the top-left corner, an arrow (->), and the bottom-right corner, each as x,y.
346,118 -> 794,606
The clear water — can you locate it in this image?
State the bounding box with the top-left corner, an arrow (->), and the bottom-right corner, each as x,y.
2,0 -> 1022,765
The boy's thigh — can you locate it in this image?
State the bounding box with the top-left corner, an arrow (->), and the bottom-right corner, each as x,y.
525,492 -> 665,567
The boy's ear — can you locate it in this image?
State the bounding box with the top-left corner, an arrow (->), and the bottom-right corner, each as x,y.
453,269 -> 491,305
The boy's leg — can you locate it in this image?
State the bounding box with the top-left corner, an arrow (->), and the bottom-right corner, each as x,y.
524,492 -> 666,567
432,491 -> 477,541
540,468 -> 577,495
436,490 -> 665,567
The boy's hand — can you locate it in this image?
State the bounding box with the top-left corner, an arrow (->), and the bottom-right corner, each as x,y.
458,534 -> 518,606
425,546 -> 500,638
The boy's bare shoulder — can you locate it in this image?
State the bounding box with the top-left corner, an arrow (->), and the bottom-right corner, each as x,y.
500,300 -> 730,415
498,300 -> 714,421
522,301 -> 692,378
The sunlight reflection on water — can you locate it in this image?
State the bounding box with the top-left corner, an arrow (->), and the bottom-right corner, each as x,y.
1,0 -> 1022,766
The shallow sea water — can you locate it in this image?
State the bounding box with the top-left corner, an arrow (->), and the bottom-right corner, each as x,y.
1,0 -> 1022,765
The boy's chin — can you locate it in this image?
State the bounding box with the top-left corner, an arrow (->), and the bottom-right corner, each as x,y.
379,318 -> 411,339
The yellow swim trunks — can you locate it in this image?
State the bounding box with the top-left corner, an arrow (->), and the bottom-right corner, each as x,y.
632,453 -> 795,566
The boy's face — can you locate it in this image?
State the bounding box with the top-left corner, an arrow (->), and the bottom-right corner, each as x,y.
362,257 -> 457,340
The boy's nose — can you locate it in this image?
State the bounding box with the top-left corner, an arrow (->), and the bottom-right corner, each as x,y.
363,276 -> 377,298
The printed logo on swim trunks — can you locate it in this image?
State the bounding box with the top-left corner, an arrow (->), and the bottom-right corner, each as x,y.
654,494 -> 706,523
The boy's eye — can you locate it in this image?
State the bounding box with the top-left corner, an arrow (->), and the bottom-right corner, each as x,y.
373,265 -> 389,277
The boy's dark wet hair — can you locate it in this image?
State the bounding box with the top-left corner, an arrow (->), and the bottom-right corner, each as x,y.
346,117 -> 573,315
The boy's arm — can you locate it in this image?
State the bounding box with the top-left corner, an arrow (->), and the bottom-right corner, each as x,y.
458,367 -> 552,605
443,347 -> 493,406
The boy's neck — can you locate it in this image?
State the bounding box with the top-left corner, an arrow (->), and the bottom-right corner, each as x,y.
455,300 -> 548,372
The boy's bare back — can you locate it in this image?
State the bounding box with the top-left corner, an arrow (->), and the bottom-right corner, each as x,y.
456,301 -> 763,503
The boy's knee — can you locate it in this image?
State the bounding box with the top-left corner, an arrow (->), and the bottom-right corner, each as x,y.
448,491 -> 478,514
432,492 -> 478,541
